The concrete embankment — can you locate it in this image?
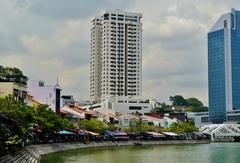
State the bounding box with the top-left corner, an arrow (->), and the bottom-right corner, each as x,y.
35,140 -> 210,156
0,140 -> 210,163
0,146 -> 40,163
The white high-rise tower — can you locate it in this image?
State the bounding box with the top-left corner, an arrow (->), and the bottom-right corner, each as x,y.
90,9 -> 143,102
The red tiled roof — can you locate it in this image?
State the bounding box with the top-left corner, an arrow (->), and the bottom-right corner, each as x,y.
144,113 -> 161,119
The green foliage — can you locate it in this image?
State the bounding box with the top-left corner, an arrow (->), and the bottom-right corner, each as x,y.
170,95 -> 187,106
2,67 -> 23,76
0,124 -> 12,156
78,119 -> 108,133
0,96 -> 72,137
1,67 -> 27,85
185,106 -> 193,112
162,122 -> 198,134
124,119 -> 155,133
141,125 -> 155,132
5,135 -> 23,146
186,98 -> 203,108
169,95 -> 208,112
107,124 -> 119,131
35,105 -> 73,133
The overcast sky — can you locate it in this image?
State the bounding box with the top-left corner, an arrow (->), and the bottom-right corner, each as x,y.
1,0 -> 240,105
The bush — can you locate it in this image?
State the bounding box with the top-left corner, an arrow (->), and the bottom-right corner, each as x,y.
161,122 -> 198,134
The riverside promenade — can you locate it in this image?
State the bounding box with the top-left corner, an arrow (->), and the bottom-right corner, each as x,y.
0,140 -> 210,163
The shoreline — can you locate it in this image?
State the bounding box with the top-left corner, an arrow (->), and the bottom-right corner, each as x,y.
0,140 -> 211,163
36,140 -> 211,156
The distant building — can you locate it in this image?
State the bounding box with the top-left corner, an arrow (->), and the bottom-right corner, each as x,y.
61,95 -> 75,106
60,104 -> 86,127
0,65 -> 27,101
117,113 -> 178,129
0,82 -> 27,101
101,96 -> 155,114
92,108 -> 119,124
187,111 -> 240,127
187,112 -> 209,128
75,100 -> 92,107
27,80 -> 61,112
141,114 -> 178,128
90,9 -> 143,102
118,113 -> 139,127
208,8 -> 240,123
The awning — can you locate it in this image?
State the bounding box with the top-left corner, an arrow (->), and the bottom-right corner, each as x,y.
58,130 -> 76,135
146,132 -> 165,137
78,130 -> 85,136
86,131 -> 100,136
60,106 -> 84,118
113,132 -> 128,136
161,132 -> 178,136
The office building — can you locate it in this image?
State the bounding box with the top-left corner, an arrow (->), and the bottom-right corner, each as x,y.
208,8 -> 240,123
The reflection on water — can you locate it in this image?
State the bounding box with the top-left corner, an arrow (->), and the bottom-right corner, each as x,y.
41,143 -> 240,163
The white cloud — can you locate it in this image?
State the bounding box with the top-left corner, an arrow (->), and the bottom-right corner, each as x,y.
1,0 -> 240,105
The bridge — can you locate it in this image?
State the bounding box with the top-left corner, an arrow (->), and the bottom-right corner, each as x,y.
199,124 -> 240,141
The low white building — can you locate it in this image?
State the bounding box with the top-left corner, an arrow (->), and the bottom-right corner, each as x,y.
92,108 -> 118,123
117,113 -> 178,129
141,115 -> 178,128
101,96 -> 156,114
187,112 -> 209,127
27,80 -> 61,112
118,114 -> 140,127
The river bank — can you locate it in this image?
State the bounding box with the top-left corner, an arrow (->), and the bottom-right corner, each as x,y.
0,140 -> 210,163
36,140 -> 211,155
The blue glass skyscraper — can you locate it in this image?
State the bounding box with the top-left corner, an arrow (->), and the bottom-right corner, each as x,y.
208,9 -> 240,123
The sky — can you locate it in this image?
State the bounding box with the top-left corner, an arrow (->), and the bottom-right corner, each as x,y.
1,0 -> 240,106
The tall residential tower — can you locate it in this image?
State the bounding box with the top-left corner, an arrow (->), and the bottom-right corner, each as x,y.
208,8 -> 240,123
90,9 -> 143,102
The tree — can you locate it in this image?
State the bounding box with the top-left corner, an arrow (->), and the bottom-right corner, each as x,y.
0,96 -> 72,147
170,95 -> 187,106
107,124 -> 119,131
1,67 -> 27,85
124,119 -> 155,133
162,122 -> 198,134
78,119 -> 108,133
186,98 -> 203,108
35,104 -> 73,133
169,95 -> 208,112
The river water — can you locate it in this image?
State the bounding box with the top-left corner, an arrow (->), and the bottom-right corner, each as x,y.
41,143 -> 240,163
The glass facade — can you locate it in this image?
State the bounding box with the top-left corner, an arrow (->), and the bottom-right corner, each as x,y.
231,11 -> 240,110
208,9 -> 240,123
208,29 -> 226,123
